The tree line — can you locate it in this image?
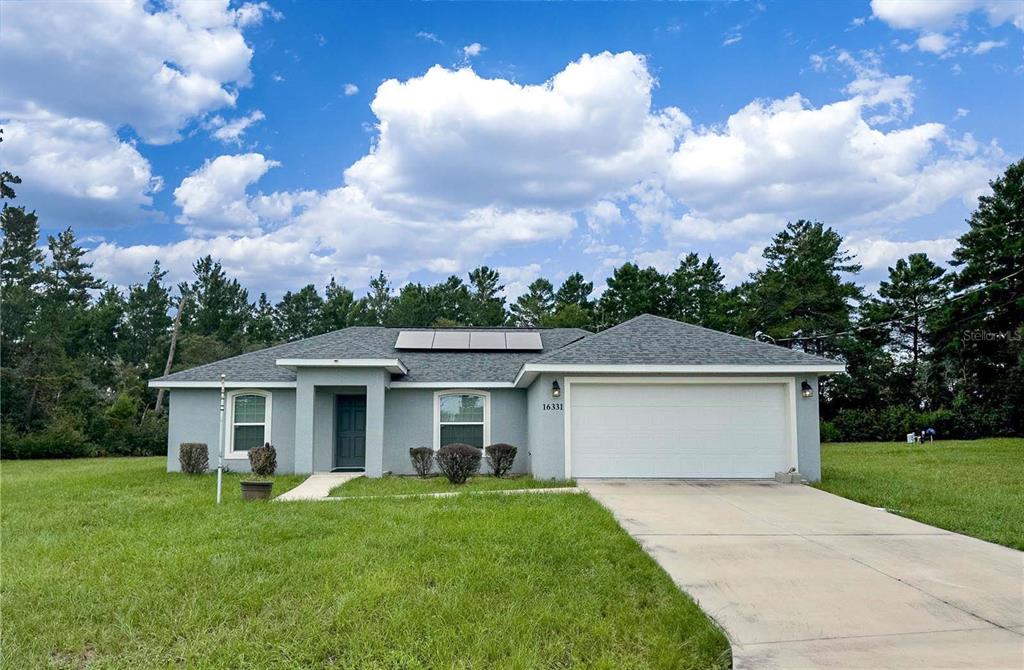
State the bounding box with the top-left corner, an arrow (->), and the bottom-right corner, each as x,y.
1,159 -> 1021,458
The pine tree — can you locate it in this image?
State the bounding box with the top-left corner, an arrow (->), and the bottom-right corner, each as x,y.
182,255 -> 251,348
42,227 -> 103,308
668,253 -> 726,329
351,271 -> 394,326
248,292 -> 277,346
467,266 -> 506,326
120,261 -> 172,370
736,220 -> 862,356
274,284 -> 325,341
510,278 -> 554,327
322,278 -> 356,331
597,263 -> 670,327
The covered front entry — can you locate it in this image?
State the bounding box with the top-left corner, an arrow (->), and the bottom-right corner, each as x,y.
567,378 -> 794,478
334,394 -> 366,470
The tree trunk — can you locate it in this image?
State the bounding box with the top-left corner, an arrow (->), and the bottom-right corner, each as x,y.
154,294 -> 188,415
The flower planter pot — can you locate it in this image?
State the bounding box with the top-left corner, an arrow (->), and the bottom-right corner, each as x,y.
240,480 -> 273,501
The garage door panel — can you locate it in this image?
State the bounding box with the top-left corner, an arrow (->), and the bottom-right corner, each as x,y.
570,382 -> 790,478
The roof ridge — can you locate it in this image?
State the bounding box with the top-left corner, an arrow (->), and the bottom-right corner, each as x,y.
526,314 -> 645,363
641,313 -> 839,364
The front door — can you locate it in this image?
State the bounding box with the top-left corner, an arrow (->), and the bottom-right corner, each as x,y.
334,395 -> 366,470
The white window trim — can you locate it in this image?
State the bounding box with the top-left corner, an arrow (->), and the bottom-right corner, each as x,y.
432,389 -> 491,451
225,389 -> 273,459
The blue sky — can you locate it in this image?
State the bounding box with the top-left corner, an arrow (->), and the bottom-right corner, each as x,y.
3,0 -> 1021,299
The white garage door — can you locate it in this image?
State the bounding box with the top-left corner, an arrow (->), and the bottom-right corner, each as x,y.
569,382 -> 791,478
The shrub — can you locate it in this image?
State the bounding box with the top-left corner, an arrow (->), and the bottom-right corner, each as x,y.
179,443 -> 209,474
1,413 -> 95,459
409,447 -> 434,477
435,443 -> 482,484
485,443 -> 517,477
248,442 -> 277,477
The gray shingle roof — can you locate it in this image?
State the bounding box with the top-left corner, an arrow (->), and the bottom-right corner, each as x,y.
528,314 -> 842,367
152,314 -> 841,386
152,326 -> 589,384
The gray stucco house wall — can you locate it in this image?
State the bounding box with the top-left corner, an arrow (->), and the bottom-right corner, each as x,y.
155,315 -> 840,482
167,388 -> 296,474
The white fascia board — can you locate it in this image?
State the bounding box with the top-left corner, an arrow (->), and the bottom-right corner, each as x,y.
514,362 -> 846,387
389,381 -> 516,389
148,380 -> 297,389
275,358 -> 409,375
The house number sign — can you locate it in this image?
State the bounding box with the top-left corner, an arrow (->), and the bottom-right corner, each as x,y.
542,402 -> 563,411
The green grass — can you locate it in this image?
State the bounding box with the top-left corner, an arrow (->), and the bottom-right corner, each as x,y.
816,438 -> 1024,550
1,458 -> 729,669
330,474 -> 575,498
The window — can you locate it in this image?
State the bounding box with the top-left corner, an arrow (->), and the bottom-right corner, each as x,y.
227,390 -> 272,457
434,390 -> 490,450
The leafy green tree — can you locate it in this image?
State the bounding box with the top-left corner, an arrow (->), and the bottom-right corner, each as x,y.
274,284 -> 325,341
510,278 -> 554,327
322,278 -> 356,331
668,253 -> 727,329
597,263 -> 670,327
467,266 -> 506,326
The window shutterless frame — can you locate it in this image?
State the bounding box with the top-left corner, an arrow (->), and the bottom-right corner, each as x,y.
432,389 -> 490,451
225,389 -> 272,459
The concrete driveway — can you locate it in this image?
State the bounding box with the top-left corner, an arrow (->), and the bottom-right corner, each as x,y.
581,480 -> 1024,669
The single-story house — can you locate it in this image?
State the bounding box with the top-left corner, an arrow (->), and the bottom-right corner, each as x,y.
150,314 -> 844,481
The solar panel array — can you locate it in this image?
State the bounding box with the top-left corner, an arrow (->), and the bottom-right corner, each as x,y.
394,330 -> 543,351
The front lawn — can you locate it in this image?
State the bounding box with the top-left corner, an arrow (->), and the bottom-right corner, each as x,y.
330,473 -> 574,497
1,458 -> 729,669
817,438 -> 1024,550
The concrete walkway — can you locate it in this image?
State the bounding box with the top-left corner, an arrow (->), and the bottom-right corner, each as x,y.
581,480 -> 1024,670
275,472 -> 361,501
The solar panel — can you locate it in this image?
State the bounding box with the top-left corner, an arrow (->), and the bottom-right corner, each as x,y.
505,331 -> 543,350
431,331 -> 471,349
394,331 -> 435,349
469,331 -> 506,350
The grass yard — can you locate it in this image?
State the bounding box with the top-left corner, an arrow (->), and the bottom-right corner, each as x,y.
1,458 -> 729,669
330,473 -> 574,498
817,437 -> 1024,550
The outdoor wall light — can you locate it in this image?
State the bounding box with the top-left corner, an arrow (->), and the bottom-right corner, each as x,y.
551,380 -> 561,398
801,381 -> 814,398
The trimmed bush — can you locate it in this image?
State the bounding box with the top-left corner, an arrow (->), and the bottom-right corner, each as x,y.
409,447 -> 434,477
179,443 -> 209,474
485,443 -> 517,477
248,442 -> 277,477
436,443 -> 482,484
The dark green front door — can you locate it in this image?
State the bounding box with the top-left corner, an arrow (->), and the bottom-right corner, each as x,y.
334,395 -> 366,470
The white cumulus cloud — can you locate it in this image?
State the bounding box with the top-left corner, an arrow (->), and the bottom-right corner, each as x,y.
174,154 -> 281,235
89,51 -> 1004,296
2,110 -> 161,228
